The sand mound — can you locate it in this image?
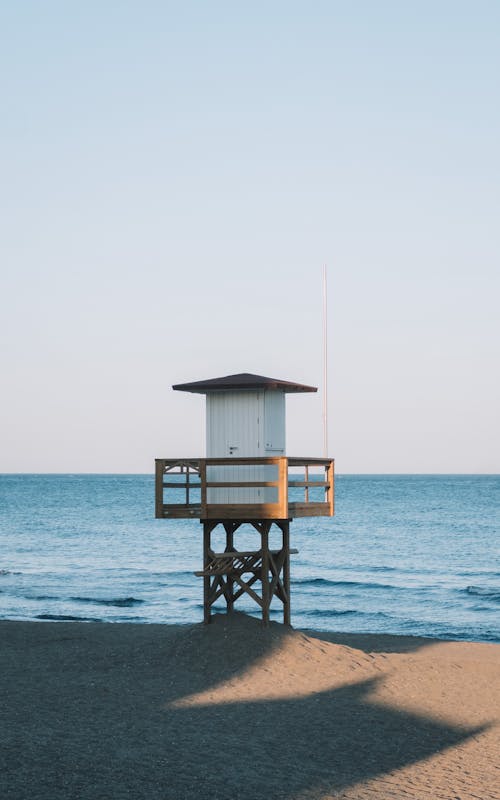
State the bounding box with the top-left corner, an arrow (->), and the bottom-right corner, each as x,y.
1,614 -> 499,799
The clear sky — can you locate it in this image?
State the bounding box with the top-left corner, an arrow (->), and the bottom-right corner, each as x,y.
1,1 -> 499,473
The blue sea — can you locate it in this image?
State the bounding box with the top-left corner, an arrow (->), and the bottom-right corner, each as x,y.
0,474 -> 499,643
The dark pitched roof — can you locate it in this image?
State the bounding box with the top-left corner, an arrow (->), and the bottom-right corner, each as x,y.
172,372 -> 317,394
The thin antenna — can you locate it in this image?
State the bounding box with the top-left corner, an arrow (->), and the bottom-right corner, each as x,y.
322,265 -> 328,457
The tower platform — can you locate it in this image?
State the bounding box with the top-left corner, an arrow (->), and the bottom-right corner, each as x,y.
155,456 -> 334,520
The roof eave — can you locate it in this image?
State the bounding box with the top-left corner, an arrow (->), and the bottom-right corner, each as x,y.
172,372 -> 317,394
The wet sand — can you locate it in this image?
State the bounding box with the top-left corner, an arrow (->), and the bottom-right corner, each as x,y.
1,613 -> 499,799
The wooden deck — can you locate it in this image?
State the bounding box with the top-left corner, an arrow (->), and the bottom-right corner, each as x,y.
155,457 -> 334,520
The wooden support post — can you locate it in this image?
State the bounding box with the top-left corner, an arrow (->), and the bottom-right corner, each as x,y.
203,521 -> 212,624
224,521 -> 235,613
282,520 -> 291,625
261,522 -> 270,626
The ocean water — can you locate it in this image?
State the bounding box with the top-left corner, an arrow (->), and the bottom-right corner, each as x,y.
0,474 -> 499,643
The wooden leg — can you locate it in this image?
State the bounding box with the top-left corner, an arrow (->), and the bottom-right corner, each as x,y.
203,522 -> 211,624
261,523 -> 270,626
282,520 -> 291,626
224,522 -> 235,613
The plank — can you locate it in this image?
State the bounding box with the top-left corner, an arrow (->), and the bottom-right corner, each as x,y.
288,502 -> 332,517
287,480 -> 329,488
204,481 -> 279,488
232,575 -> 263,607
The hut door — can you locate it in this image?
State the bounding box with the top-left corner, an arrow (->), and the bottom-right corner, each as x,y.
223,391 -> 261,458
206,391 -> 261,457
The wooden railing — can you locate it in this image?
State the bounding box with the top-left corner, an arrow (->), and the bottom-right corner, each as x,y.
287,457 -> 335,518
155,457 -> 334,520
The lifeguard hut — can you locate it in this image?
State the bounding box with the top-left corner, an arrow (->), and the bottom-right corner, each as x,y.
155,372 -> 334,625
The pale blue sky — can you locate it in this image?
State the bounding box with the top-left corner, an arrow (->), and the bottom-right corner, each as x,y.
1,1 -> 499,472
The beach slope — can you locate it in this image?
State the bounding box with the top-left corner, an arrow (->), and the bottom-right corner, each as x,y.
1,614 -> 499,799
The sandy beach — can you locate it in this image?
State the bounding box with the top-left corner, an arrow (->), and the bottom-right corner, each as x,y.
1,614 -> 499,800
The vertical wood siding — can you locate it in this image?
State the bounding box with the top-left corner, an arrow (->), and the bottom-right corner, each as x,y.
206,391 -> 261,503
263,391 -> 285,501
264,391 -> 285,453
205,390 -> 286,505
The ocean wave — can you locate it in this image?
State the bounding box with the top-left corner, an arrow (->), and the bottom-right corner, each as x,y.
4,593 -> 63,602
302,608 -> 358,617
32,595 -> 60,601
293,577 -> 337,587
70,596 -> 145,607
36,614 -> 101,622
466,586 -> 500,602
131,569 -> 194,579
458,570 -> 500,578
293,577 -> 396,591
369,565 -> 398,573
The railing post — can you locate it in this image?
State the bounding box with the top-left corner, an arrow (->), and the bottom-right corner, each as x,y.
199,460 -> 207,517
278,457 -> 288,519
155,459 -> 164,519
326,460 -> 334,516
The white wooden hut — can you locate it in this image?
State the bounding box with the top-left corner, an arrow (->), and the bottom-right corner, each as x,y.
172,372 -> 316,504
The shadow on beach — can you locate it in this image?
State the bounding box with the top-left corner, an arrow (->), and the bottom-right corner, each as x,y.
0,613 -> 492,800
